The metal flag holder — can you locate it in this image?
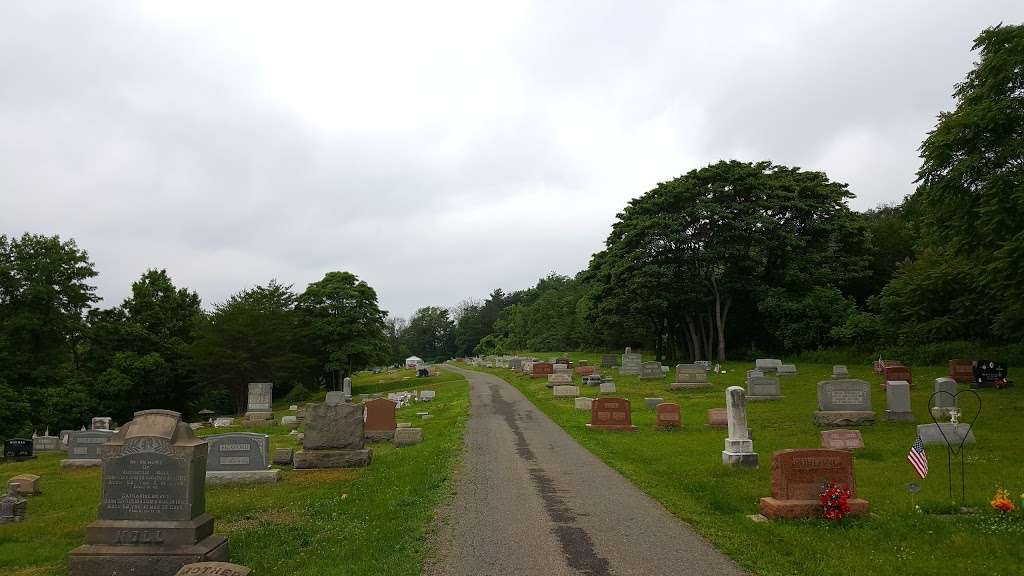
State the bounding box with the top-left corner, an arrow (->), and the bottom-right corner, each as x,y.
927,389 -> 981,503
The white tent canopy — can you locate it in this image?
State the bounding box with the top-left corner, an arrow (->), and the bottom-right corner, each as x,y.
405,356 -> 424,368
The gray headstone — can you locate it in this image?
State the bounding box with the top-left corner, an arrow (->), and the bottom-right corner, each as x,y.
931,378 -> 959,417
917,423 -> 976,446
620,348 -> 642,375
639,361 -> 663,379
246,382 -> 273,419
723,386 -> 757,467
67,430 -> 116,459
325,391 -> 345,406
599,380 -> 616,394
675,364 -> 708,384
832,365 -> 849,378
206,433 -> 271,471
644,397 -> 664,409
817,379 -> 872,412
303,403 -> 364,450
746,376 -> 782,400
600,354 -> 618,368
885,380 -> 914,422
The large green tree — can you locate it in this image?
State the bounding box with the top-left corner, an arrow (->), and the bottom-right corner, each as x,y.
402,306 -> 456,362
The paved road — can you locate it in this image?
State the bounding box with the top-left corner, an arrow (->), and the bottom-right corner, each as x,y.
427,365 -> 747,576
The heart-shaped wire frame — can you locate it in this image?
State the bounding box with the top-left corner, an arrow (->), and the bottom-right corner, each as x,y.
927,389 -> 981,456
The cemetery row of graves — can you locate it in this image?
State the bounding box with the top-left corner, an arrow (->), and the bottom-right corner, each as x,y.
0,368 -> 469,576
455,351 -> 1022,576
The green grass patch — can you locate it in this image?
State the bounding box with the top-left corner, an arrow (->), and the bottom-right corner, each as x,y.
0,369 -> 470,576
458,353 -> 1024,576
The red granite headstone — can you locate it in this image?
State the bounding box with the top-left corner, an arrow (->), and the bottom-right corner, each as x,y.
882,365 -> 913,387
587,398 -> 637,431
364,398 -> 397,433
948,359 -> 974,383
758,449 -> 870,519
532,362 -> 554,378
655,403 -> 681,430
820,429 -> 864,450
706,408 -> 728,428
575,366 -> 595,376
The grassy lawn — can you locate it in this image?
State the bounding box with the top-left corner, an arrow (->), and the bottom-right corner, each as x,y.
0,368 -> 469,576
458,353 -> 1024,576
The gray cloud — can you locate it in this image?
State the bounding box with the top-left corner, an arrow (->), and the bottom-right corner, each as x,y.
2,1 -> 1021,318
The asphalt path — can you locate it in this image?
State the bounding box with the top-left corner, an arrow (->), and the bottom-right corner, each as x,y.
427,365 -> 748,576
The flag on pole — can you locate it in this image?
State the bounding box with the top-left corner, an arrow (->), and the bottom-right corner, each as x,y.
908,436 -> 928,478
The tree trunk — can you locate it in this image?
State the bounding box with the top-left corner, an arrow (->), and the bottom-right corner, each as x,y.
685,316 -> 701,362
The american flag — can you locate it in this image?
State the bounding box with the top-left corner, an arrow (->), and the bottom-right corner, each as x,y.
908,436 -> 928,478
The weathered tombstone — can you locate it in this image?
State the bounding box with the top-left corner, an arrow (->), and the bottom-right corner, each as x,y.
813,379 -> 875,426
722,386 -> 758,467
293,403 -> 372,469
599,380 -> 616,394
600,354 -> 618,368
758,449 -> 870,519
746,369 -> 764,379
509,358 -> 523,372
531,362 -> 554,379
832,365 -> 849,378
885,381 -> 914,422
620,348 -> 642,376
280,415 -> 299,429
90,417 -> 113,431
547,373 -> 572,388
364,398 -> 398,442
553,385 -> 580,398
393,427 -> 423,447
68,410 -> 228,576
586,398 -> 637,431
574,397 -> 594,411
3,438 -> 33,461
176,562 -> 251,576
206,432 -> 279,485
671,364 -> 711,390
655,403 -> 681,430
212,417 -> 234,428
706,408 -> 728,428
883,365 -> 913,388
755,359 -> 782,374
931,377 -> 959,418
948,359 -> 974,383
272,448 -> 293,465
746,376 -> 783,401
8,473 -> 41,495
917,422 -> 976,446
325,391 -> 345,406
639,361 -> 664,379
33,433 -> 60,453
0,483 -> 27,523
820,429 -> 864,450
61,430 -> 115,469
778,364 -> 797,375
644,397 -> 664,409
244,382 -> 274,423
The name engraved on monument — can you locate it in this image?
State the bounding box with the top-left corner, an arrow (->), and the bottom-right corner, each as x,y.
206,433 -> 270,472
101,442 -> 192,521
831,390 -> 865,405
247,383 -> 272,412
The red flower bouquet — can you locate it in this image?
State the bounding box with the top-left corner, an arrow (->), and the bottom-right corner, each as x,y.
820,482 -> 852,520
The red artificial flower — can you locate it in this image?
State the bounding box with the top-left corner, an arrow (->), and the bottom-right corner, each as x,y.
820,482 -> 852,520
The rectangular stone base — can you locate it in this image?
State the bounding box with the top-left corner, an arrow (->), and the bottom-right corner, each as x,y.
885,410 -> 914,423
722,451 -> 759,467
813,411 -> 876,427
206,469 -> 281,486
759,497 -> 870,519
747,395 -> 783,401
365,430 -> 395,442
670,382 -> 711,390
69,534 -> 228,576
585,424 -> 637,431
244,412 -> 273,421
60,459 -> 102,469
293,449 -> 372,469
86,514 -> 215,546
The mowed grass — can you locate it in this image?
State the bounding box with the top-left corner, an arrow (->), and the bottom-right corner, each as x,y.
0,368 -> 469,576
459,354 -> 1024,576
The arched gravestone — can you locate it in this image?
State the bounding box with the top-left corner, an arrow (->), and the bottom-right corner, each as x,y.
68,409 -> 228,576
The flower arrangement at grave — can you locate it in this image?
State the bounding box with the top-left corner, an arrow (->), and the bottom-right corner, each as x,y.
990,487 -> 1016,513
820,481 -> 851,520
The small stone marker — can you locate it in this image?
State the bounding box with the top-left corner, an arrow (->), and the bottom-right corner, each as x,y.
61,430 -> 115,469
587,397 -> 637,431
575,397 -> 594,411
619,348 -> 642,376
655,403 -> 681,430
832,365 -> 849,378
599,380 -> 616,394
671,364 -> 711,390
885,381 -> 913,422
755,359 -> 782,374
176,562 -> 251,576
364,398 -> 398,442
547,373 -> 572,387
206,432 -> 279,485
420,390 -> 436,401
820,429 -> 864,450
644,397 -> 664,409
722,386 -> 758,467
67,409 -> 228,575
600,354 -> 618,368
639,361 -> 664,379
813,379 -> 875,426
553,385 -> 580,398
746,376 -> 783,401
244,382 -> 274,423
8,474 -> 40,495
0,483 -> 27,523
281,415 -> 299,429
289,404 -> 299,411
917,423 -> 976,446
706,408 -> 728,428
393,427 -> 423,447
758,449 -> 870,519
272,448 -> 293,465
777,364 -> 797,375
293,403 -> 372,469
3,438 -> 33,461
931,377 -> 959,418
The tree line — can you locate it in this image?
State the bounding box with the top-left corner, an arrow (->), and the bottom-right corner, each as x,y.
397,24 -> 1024,365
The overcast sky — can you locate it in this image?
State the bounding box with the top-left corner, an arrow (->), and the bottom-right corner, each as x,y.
2,2 -> 1021,318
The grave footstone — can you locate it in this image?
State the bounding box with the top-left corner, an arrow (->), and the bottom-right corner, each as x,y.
746,376 -> 783,401
644,397 -> 664,409
813,379 -> 875,426
755,359 -> 782,374
0,483 -> 27,523
587,398 -> 637,431
272,448 -> 293,465
176,562 -> 251,576
60,430 -> 115,469
820,429 -> 864,450
620,348 -> 642,376
393,427 -> 423,447
640,361 -> 664,379
206,432 -> 279,485
244,382 -> 274,424
293,403 -> 372,469
364,398 -> 398,442
885,381 -> 914,422
655,403 -> 681,430
68,409 -> 228,576
706,408 -> 728,428
722,387 -> 758,467
917,422 -> 976,446
931,378 -> 959,418
758,449 -> 869,519
671,364 -> 711,390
